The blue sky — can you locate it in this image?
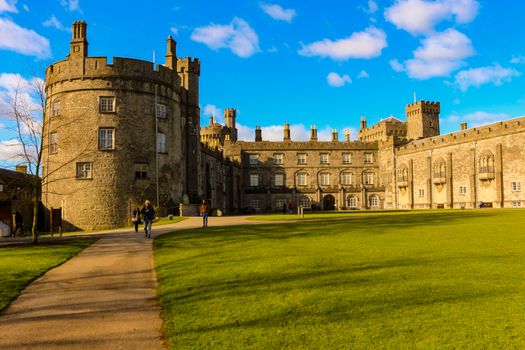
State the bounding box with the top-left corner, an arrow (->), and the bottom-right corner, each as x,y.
1,0 -> 524,158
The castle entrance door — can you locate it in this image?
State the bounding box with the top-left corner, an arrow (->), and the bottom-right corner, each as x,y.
323,195 -> 335,210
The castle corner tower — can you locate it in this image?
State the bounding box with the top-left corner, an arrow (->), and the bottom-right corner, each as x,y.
406,100 -> 440,140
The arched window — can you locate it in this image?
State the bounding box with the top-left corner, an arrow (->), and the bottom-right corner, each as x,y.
347,195 -> 357,208
319,172 -> 330,186
397,166 -> 408,182
296,172 -> 308,186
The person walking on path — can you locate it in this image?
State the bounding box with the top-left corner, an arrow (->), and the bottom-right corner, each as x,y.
141,200 -> 155,238
132,207 -> 142,233
11,211 -> 24,237
200,200 -> 209,227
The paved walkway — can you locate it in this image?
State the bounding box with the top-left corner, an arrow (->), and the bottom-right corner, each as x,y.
0,216 -> 280,349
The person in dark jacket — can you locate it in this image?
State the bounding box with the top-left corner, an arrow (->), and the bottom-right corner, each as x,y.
132,207 -> 142,233
141,200 -> 155,238
11,211 -> 24,237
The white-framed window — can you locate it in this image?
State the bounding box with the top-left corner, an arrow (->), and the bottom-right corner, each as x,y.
297,172 -> 307,186
418,189 -> 425,198
157,132 -> 166,153
320,153 -> 330,164
300,197 -> 310,208
274,173 -> 284,187
249,154 -> 259,165
99,128 -> 114,150
459,186 -> 467,196
249,174 -> 259,187
342,153 -> 351,164
276,199 -> 286,209
341,172 -> 352,185
512,182 -> 521,192
135,163 -> 148,178
99,96 -> 115,113
512,201 -> 522,208
364,153 -> 373,164
273,153 -> 284,165
347,195 -> 357,208
369,195 -> 379,207
250,199 -> 262,209
76,162 -> 92,179
156,103 -> 167,118
320,172 -> 330,186
49,132 -> 58,154
52,101 -> 60,117
297,153 -> 306,165
364,172 -> 374,185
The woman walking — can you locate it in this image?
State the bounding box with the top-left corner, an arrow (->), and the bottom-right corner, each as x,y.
141,200 -> 155,238
132,206 -> 141,232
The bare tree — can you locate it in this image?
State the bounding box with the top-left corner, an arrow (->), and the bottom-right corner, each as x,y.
2,77 -> 46,243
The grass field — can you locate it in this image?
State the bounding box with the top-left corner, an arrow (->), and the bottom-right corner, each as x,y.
154,209 -> 525,349
0,238 -> 97,312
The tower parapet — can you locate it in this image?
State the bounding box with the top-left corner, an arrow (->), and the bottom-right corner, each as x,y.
406,100 -> 440,140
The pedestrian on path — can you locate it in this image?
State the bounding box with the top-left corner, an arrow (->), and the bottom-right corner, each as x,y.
200,200 -> 209,227
141,200 -> 155,238
11,211 -> 24,237
132,206 -> 142,232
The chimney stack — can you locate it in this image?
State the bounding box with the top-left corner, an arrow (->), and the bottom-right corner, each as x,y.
345,129 -> 350,142
209,116 -> 214,125
332,129 -> 338,142
283,123 -> 291,142
255,126 -> 262,142
360,116 -> 367,130
460,122 -> 467,130
310,125 -> 318,141
15,165 -> 27,174
165,35 -> 177,69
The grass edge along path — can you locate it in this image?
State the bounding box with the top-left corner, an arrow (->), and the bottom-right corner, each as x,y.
154,209 -> 525,349
0,238 -> 98,312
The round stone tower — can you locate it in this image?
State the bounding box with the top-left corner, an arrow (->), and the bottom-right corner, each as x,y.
42,21 -> 198,230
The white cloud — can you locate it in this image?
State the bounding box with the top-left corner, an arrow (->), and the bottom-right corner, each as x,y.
170,27 -> 178,36
191,17 -> 260,58
237,123 -> 358,142
60,0 -> 81,12
299,26 -> 387,61
446,111 -> 509,127
385,0 -> 479,35
203,104 -> 223,122
260,3 -> 297,22
0,73 -> 43,118
23,4 -> 29,11
327,72 -> 352,87
510,56 -> 525,64
392,29 -> 474,79
0,139 -> 24,161
454,64 -> 520,91
357,70 -> 370,79
0,0 -> 17,13
43,15 -> 66,31
0,18 -> 51,58
364,0 -> 379,14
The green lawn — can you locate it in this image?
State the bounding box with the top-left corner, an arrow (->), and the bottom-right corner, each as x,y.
154,209 -> 525,349
0,238 -> 97,312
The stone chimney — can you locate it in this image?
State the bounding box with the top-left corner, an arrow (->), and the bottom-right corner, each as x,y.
332,129 -> 338,142
460,122 -> 467,130
15,165 -> 27,174
165,35 -> 177,69
70,21 -> 88,58
255,126 -> 262,142
310,125 -> 318,141
345,129 -> 350,142
209,116 -> 214,125
283,123 -> 291,142
360,116 -> 367,130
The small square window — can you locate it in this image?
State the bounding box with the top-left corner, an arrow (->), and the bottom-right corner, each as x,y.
297,153 -> 306,165
76,162 -> 92,179
418,189 -> 425,198
342,153 -> 351,164
135,163 -> 148,178
273,153 -> 283,165
99,96 -> 115,113
320,153 -> 329,164
364,153 -> 373,164
459,186 -> 467,195
512,182 -> 521,192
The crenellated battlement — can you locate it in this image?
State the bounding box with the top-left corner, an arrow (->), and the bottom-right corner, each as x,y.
45,56 -> 179,87
177,57 -> 200,75
406,100 -> 440,115
396,116 -> 525,154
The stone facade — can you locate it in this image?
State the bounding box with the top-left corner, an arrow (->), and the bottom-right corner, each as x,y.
43,22 -> 525,230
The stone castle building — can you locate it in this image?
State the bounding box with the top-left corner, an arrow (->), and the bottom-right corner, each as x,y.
42,22 -> 525,230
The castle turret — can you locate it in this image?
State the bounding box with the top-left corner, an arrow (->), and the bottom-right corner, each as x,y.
283,123 -> 291,142
165,35 -> 176,69
224,108 -> 238,142
406,100 -> 440,140
70,21 -> 88,58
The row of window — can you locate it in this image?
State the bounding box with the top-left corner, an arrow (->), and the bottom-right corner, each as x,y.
49,129 -> 168,154
414,182 -> 521,198
249,153 -> 373,166
249,195 -> 379,210
52,97 -> 168,118
76,162 -> 151,179
249,172 -> 374,187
